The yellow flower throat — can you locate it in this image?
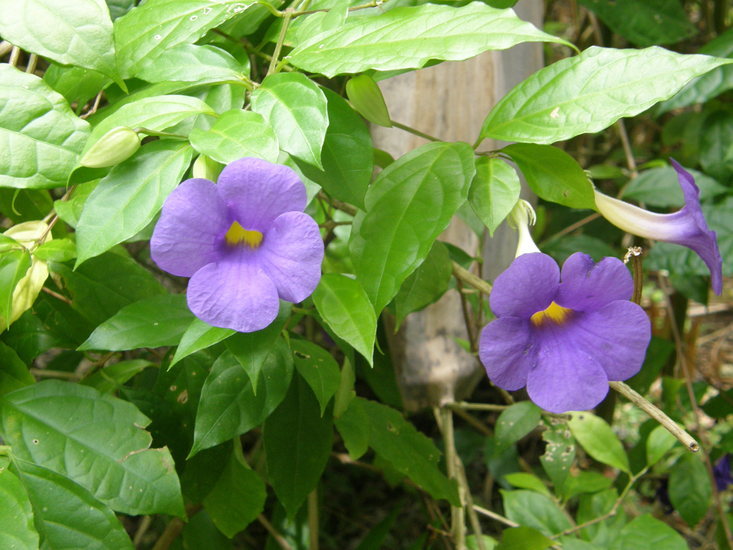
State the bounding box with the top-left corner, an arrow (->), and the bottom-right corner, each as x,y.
530,301 -> 573,327
225,221 -> 263,248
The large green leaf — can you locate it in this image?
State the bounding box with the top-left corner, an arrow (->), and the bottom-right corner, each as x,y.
297,88 -> 373,209
0,468 -> 39,549
114,0 -> 254,78
291,340 -> 341,416
540,421 -> 575,490
501,490 -> 573,536
336,397 -> 459,505
137,43 -> 247,84
51,251 -> 164,327
503,144 -> 595,209
578,0 -> 695,47
495,401 -> 541,452
350,141 -> 475,313
0,0 -> 118,78
480,46 -> 733,144
287,2 -> 570,77
0,65 -> 90,189
75,140 -> 193,264
658,28 -> 733,113
1,380 -> 184,516
264,372 -> 333,517
568,412 -> 630,473
171,319 -> 234,367
312,274 -> 376,365
610,514 -> 688,550
191,343 -> 293,456
79,294 -> 193,351
189,109 -> 279,164
623,165 -> 726,207
394,240 -> 453,328
203,451 -> 266,537
468,157 -> 521,236
14,461 -> 133,549
700,110 -> 733,181
251,73 -> 328,168
83,95 -> 215,155
668,454 -> 711,526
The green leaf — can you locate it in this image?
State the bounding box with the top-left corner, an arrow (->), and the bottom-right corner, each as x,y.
0,0 -> 118,79
312,274 -> 376,365
81,359 -> 154,393
203,451 -> 266,537
189,109 -> 279,164
264,372 -> 333,517
75,140 -> 193,264
568,412 -> 630,473
44,63 -> 111,110
0,468 -> 39,549
114,0 -> 254,78
394,240 -> 453,328
79,294 -> 193,351
611,514 -> 688,550
658,28 -> 733,113
0,188 -> 53,224
469,157 -> 521,235
0,248 -> 31,329
297,88 -> 372,209
191,343 -> 293,456
1,380 -> 184,516
336,397 -> 459,505
623,165 -> 726,207
496,527 -> 554,550
503,144 -> 595,209
504,473 -> 552,497
578,0 -> 695,47
480,46 -> 733,144
560,471 -> 613,500
291,340 -> 341,416
0,65 -> 90,189
137,43 -> 246,84
501,490 -> 573,535
287,2 -> 570,78
350,141 -> 475,313
51,251 -> 164,327
333,357 -> 355,419
171,319 -> 234,367
83,95 -> 215,155
251,73 -> 328,168
700,110 -> 733,181
540,421 -> 575,490
668,453 -> 711,526
14,460 -> 133,549
495,401 -> 542,452
34,239 -> 77,263
0,341 -> 34,396
645,424 -> 677,467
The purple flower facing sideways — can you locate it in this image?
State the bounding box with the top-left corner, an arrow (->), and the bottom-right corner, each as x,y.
594,160 -> 723,294
714,454 -> 732,492
479,252 -> 651,413
151,157 -> 324,332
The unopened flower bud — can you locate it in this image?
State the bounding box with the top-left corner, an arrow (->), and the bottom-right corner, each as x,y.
508,199 -> 540,257
192,154 -> 223,181
346,74 -> 392,127
80,126 -> 141,168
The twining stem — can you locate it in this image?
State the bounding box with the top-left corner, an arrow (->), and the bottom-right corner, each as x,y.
434,407 -> 466,548
473,505 -> 517,528
308,489 -> 319,550
267,8 -> 293,76
258,515 -> 294,550
452,262 -> 492,295
610,381 -> 698,452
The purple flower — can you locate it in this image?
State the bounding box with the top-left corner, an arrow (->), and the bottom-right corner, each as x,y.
714,455 -> 732,492
594,160 -> 723,294
479,252 -> 651,413
151,157 -> 324,332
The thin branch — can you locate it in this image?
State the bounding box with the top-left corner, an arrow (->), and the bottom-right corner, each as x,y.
391,120 -> 442,143
473,505 -> 518,528
258,515 -> 294,550
452,262 -> 492,295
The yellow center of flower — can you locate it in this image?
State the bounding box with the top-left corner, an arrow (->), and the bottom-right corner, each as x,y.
225,221 -> 263,248
530,301 -> 573,327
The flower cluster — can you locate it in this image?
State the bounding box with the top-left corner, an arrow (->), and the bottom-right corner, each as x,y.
151,157 -> 324,333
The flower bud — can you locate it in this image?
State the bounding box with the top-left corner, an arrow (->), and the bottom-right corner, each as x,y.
80,126 -> 141,168
192,154 -> 223,181
346,74 -> 392,127
508,199 -> 540,257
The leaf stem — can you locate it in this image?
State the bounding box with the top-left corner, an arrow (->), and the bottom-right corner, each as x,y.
391,120 -> 441,143
452,262 -> 492,295
267,8 -> 293,76
609,381 -> 698,452
258,515 -> 294,550
308,489 -> 319,550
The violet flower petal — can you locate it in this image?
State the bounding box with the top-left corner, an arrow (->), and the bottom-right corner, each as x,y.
479,317 -> 535,391
216,157 -> 307,231
187,255 -> 280,332
564,301 -> 651,381
527,329 -> 610,413
490,253 -> 559,318
257,211 -> 324,303
150,178 -> 229,277
556,253 -> 633,311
